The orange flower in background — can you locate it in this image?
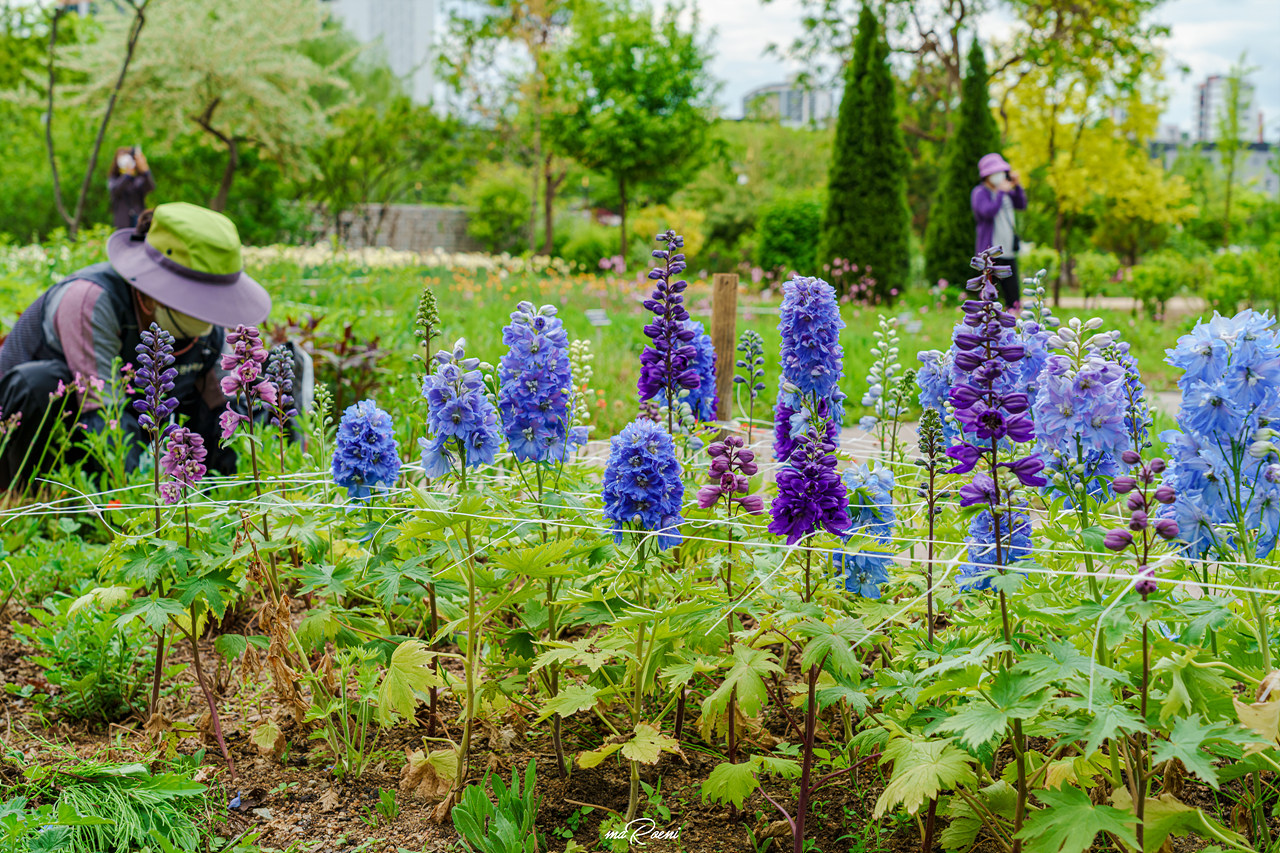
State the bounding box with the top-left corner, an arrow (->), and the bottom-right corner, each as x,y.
105,499 -> 122,510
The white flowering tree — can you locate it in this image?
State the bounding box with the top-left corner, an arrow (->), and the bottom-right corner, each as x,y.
62,0 -> 343,211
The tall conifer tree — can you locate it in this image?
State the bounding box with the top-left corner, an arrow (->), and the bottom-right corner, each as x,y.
924,38 -> 1001,291
818,5 -> 911,302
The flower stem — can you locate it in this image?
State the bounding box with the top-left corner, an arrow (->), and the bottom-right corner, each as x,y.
455,448 -> 478,798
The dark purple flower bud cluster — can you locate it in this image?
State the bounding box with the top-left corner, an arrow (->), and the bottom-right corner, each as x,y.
132,322 -> 179,438
767,430 -> 851,546
159,426 -> 207,504
943,251 -> 1044,591
1104,450 -> 1179,596
219,325 -> 277,440
265,345 -> 298,428
945,250 -> 1044,487
637,231 -> 700,406
697,435 -> 763,514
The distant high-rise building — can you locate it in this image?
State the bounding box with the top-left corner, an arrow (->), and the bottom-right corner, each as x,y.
743,79 -> 835,127
1196,74 -> 1259,143
322,0 -> 436,104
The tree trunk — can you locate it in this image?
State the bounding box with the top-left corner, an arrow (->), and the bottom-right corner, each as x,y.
43,8 -> 72,234
1053,205 -> 1066,307
212,136 -> 239,212
618,174 -> 628,269
528,167 -> 539,254
195,100 -> 238,213
1223,157 -> 1236,247
45,0 -> 151,239
542,155 -> 564,256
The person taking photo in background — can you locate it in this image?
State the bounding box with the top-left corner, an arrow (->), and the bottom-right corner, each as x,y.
108,144 -> 156,229
971,152 -> 1027,309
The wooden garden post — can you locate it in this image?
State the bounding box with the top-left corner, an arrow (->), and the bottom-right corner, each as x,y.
711,273 -> 739,421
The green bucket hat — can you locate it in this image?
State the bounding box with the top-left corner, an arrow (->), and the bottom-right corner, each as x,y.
106,202 -> 271,327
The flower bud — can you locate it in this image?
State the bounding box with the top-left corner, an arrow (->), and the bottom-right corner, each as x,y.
1147,458 -> 1166,474
1129,510 -> 1148,531
1121,449 -> 1142,466
1126,493 -> 1146,512
1113,475 -> 1137,493
1154,484 -> 1177,504
1104,529 -> 1134,551
1134,566 -> 1158,596
1154,518 -> 1179,540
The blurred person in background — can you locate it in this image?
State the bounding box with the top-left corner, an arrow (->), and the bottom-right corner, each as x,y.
109,145 -> 156,229
972,152 -> 1027,309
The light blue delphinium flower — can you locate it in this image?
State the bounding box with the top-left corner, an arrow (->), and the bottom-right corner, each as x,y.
498,301 -> 587,463
333,400 -> 401,499
774,276 -> 846,463
832,462 -> 896,598
1159,309 -> 1280,560
420,340 -> 502,478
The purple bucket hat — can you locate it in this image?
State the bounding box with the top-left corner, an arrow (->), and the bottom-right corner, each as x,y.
977,153 -> 1012,179
106,202 -> 271,328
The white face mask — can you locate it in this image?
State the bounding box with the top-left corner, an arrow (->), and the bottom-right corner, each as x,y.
155,303 -> 213,340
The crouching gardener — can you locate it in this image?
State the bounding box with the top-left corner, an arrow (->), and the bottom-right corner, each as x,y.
0,202 -> 273,490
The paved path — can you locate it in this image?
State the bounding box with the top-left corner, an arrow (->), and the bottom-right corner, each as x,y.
1052,294 -> 1207,319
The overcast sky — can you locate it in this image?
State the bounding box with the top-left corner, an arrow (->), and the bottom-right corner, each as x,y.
699,0 -> 1280,139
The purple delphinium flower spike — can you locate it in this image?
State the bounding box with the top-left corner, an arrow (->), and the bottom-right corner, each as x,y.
265,345 -> 299,429
498,302 -> 587,463
333,400 -> 401,499
697,435 -> 763,514
219,325 -> 276,440
159,426 -> 207,505
602,418 -> 684,549
1105,454 -> 1179,596
420,339 -> 502,478
774,276 -> 846,463
768,429 -> 850,546
132,322 -> 179,438
945,249 -> 1044,589
637,231 -> 699,423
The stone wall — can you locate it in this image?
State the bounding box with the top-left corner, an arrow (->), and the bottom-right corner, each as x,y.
332,205 -> 484,253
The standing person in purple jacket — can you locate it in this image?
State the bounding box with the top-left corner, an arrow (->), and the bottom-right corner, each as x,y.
108,145 -> 156,229
971,152 -> 1026,308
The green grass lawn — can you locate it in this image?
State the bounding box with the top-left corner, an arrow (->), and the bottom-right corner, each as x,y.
264,259 -> 1192,437
2,241 -> 1195,440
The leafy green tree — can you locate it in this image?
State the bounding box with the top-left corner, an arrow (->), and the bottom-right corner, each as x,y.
819,5 -> 911,301
443,1 -> 575,255
924,39 -> 1000,290
545,0 -> 714,263
65,0 -> 341,211
307,97 -> 469,245
1216,55 -> 1257,247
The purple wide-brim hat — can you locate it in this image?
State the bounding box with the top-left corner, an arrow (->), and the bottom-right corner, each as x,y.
106,229 -> 271,328
977,153 -> 1012,179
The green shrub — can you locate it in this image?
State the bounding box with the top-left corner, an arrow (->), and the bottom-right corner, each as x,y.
1073,250 -> 1120,300
558,218 -> 619,272
1129,250 -> 1195,319
1206,249 -> 1268,312
755,193 -> 822,276
463,165 -> 532,254
10,590 -> 155,723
